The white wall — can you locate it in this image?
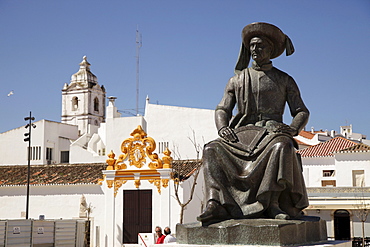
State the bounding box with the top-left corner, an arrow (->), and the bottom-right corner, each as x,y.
145,103 -> 217,160
182,167 -> 205,223
0,184 -> 105,247
302,157 -> 336,187
335,152 -> 370,187
105,115 -> 147,158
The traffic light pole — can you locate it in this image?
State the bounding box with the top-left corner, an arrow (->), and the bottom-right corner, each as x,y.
26,119 -> 31,220
24,111 -> 35,220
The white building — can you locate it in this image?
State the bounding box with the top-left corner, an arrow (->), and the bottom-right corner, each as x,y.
0,56 -> 216,247
0,120 -> 78,165
299,138 -> 370,240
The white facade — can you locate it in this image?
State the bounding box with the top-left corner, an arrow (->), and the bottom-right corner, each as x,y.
303,150 -> 370,188
0,120 -> 78,165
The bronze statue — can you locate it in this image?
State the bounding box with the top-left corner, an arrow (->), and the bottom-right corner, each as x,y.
197,22 -> 309,225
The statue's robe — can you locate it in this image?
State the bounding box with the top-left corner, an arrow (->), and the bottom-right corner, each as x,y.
203,63 -> 309,219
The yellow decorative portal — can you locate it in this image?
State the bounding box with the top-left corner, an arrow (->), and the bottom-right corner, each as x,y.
102,125 -> 173,196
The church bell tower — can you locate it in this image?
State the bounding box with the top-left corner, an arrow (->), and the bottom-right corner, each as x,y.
61,56 -> 106,136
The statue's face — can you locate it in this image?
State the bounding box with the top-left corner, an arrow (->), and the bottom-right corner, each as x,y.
249,37 -> 272,64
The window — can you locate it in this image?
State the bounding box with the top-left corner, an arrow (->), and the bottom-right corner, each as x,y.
60,151 -> 69,163
94,97 -> 99,112
352,170 -> 365,187
46,147 -> 53,161
158,142 -> 169,153
322,180 -> 336,187
27,146 -> 41,160
323,170 -> 335,177
72,97 -> 79,111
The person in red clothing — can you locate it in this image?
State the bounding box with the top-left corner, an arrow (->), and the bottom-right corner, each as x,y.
155,226 -> 165,244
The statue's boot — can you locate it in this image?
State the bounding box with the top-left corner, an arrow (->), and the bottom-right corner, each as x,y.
197,200 -> 229,225
266,192 -> 290,220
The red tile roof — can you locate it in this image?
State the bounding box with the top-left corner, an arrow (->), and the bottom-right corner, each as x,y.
0,163 -> 106,186
298,130 -> 315,139
0,160 -> 202,186
298,130 -> 326,140
172,159 -> 202,181
336,143 -> 370,153
297,137 -> 357,158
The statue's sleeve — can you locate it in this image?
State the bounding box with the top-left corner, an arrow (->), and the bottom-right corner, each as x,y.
215,77 -> 237,130
286,76 -> 309,134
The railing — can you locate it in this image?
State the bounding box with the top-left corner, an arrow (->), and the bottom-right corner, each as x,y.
352,237 -> 370,247
307,187 -> 370,194
0,219 -> 89,247
307,187 -> 370,198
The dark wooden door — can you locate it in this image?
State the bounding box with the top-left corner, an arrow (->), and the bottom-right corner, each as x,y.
123,190 -> 152,243
334,209 -> 351,240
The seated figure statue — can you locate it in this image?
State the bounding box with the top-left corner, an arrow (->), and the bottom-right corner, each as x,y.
197,22 -> 309,225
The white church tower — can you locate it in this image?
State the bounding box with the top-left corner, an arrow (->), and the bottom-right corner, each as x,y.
61,56 -> 106,136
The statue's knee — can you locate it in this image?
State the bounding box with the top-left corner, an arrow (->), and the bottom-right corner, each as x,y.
203,142 -> 218,155
273,139 -> 293,150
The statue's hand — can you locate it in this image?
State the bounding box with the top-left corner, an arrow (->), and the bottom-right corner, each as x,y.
269,122 -> 297,136
278,124 -> 297,136
218,126 -> 238,142
265,121 -> 297,136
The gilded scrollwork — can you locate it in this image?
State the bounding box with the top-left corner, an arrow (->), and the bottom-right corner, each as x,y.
149,179 -> 162,194
118,125 -> 165,169
103,125 -> 173,194
106,180 -> 114,188
114,180 -> 126,197
106,151 -> 116,170
134,179 -> 141,188
162,148 -> 173,169
161,179 -> 169,188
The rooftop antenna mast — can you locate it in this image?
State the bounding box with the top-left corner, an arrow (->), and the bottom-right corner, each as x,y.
136,26 -> 142,116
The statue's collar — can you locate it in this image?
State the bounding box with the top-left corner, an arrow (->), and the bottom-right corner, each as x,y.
252,61 -> 273,71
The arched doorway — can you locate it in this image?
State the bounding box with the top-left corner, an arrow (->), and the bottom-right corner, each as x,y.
334,209 -> 351,240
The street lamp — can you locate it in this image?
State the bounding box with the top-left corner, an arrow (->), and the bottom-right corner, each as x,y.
24,111 -> 36,219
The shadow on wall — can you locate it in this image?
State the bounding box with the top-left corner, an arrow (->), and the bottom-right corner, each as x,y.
117,224 -> 123,244
0,184 -> 104,196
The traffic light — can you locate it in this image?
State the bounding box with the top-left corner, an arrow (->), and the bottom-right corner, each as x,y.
24,112 -> 36,143
24,132 -> 30,142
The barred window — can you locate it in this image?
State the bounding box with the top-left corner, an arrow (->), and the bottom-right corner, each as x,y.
158,142 -> 169,153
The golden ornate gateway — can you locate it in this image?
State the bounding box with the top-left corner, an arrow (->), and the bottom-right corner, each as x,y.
101,125 -> 173,196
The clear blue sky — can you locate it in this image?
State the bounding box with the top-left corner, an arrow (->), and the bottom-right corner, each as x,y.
1,0 -> 369,137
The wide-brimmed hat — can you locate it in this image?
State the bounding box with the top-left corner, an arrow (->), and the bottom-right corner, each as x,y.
235,22 -> 294,73
242,22 -> 293,59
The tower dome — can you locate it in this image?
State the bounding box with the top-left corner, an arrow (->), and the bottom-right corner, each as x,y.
70,56 -> 98,88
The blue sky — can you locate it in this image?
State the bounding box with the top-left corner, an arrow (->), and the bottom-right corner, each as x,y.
0,0 -> 369,137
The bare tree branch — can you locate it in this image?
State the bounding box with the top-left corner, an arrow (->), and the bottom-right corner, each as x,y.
172,128 -> 204,224
353,185 -> 369,246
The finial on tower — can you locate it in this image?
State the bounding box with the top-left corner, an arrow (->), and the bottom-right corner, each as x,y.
79,56 -> 91,71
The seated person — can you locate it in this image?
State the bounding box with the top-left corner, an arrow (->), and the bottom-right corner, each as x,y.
155,226 -> 165,244
164,227 -> 176,244
197,22 -> 309,225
